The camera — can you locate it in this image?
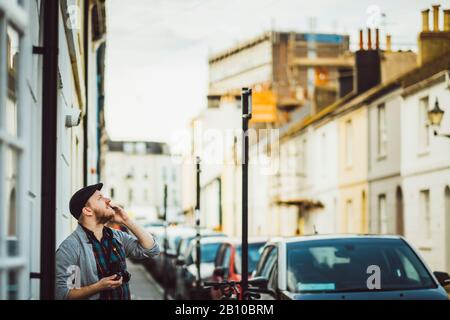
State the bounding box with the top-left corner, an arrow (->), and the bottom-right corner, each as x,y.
110,261 -> 131,283
113,270 -> 131,282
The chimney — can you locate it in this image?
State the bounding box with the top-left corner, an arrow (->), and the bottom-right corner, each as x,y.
444,9 -> 450,31
355,28 -> 381,94
432,5 -> 440,31
386,34 -> 392,52
422,9 -> 430,32
375,28 -> 380,50
359,29 -> 364,50
419,6 -> 450,65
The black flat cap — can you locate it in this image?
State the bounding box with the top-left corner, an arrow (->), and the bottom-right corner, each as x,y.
69,183 -> 103,220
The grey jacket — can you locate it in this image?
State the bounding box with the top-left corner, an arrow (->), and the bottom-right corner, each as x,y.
55,224 -> 160,300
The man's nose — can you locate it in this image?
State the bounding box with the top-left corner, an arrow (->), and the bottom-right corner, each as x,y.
105,198 -> 111,204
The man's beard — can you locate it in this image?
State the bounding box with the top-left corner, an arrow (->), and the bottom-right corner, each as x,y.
95,210 -> 114,224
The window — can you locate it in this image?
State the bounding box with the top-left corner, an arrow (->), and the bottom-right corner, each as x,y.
420,190 -> 431,242
419,97 -> 430,151
286,239 -> 435,293
254,246 -> 278,279
345,120 -> 353,167
378,194 -> 387,234
345,200 -> 353,233
377,104 -> 387,157
1,1 -> 28,300
302,138 -> 307,175
321,133 -> 326,176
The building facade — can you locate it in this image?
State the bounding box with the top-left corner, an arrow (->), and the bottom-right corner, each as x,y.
0,0 -> 107,299
102,140 -> 182,224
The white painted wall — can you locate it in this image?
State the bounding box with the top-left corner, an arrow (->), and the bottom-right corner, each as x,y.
401,77 -> 450,272
103,149 -> 183,224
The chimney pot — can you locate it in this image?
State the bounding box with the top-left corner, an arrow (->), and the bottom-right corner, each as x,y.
375,28 -> 380,50
359,29 -> 364,50
367,28 -> 372,50
432,4 -> 440,31
386,34 -> 392,51
422,9 -> 430,32
444,9 -> 450,31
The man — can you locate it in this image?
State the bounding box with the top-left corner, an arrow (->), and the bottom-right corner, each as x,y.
55,183 -> 160,300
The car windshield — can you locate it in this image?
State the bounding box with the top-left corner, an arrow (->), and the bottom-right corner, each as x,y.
191,243 -> 222,264
235,242 -> 265,274
287,238 -> 436,293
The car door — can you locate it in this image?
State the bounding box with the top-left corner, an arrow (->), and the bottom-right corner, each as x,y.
175,242 -> 194,299
255,245 -> 278,300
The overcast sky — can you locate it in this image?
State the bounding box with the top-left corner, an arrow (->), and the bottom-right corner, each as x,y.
104,0 -> 442,145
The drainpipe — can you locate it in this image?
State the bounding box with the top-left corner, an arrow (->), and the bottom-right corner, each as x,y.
40,0 -> 59,299
83,0 -> 89,185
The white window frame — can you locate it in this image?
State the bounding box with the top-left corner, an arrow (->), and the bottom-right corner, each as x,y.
378,194 -> 387,234
420,189 -> 431,244
345,199 -> 353,233
377,103 -> 387,158
418,96 -> 430,153
345,120 -> 353,168
0,0 -> 30,300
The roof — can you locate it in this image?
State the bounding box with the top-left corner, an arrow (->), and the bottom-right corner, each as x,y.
281,51 -> 450,140
223,236 -> 270,245
270,234 -> 403,244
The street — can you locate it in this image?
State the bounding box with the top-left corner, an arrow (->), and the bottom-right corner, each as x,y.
127,260 -> 164,300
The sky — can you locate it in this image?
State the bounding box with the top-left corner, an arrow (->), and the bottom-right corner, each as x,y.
104,0 -> 443,146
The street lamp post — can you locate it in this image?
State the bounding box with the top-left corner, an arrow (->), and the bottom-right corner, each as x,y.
163,184 -> 168,300
428,98 -> 450,138
241,88 -> 252,300
195,156 -> 202,296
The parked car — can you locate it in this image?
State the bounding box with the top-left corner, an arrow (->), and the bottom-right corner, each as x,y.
174,236 -> 228,300
210,237 -> 267,299
250,235 -> 450,300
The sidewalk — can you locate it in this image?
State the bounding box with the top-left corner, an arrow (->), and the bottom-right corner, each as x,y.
127,259 -> 164,300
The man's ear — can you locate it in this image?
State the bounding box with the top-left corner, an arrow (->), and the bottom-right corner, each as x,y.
82,206 -> 93,217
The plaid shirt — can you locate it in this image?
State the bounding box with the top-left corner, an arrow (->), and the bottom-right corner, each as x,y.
80,224 -> 131,300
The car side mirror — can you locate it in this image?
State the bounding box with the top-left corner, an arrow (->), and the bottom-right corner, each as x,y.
176,257 -> 186,266
248,276 -> 268,290
213,266 -> 229,278
433,271 -> 450,287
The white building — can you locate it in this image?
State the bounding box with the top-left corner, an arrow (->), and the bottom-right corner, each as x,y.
367,87 -> 404,235
401,68 -> 450,272
102,141 -> 183,225
0,0 -> 107,299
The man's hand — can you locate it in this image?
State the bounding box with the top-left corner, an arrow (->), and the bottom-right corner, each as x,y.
96,274 -> 123,291
109,203 -> 129,225
67,275 -> 123,299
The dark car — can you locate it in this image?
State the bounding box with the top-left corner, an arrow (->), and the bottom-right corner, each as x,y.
174,236 -> 228,300
210,237 -> 267,299
251,235 -> 449,300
